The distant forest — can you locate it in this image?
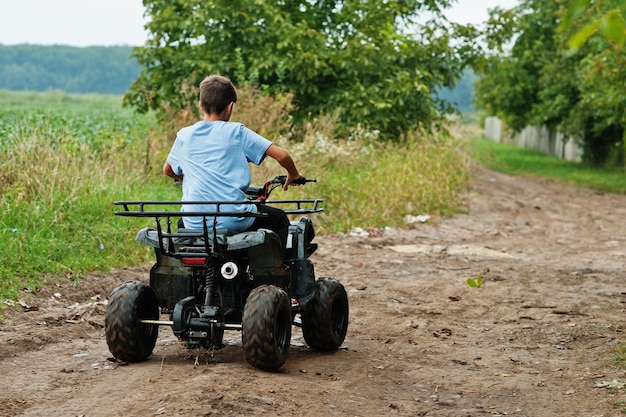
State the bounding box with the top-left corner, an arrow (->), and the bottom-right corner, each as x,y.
0,44 -> 141,95
0,44 -> 475,112
438,70 -> 477,114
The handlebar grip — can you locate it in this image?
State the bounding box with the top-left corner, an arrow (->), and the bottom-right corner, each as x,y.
273,175 -> 316,185
292,176 -> 316,185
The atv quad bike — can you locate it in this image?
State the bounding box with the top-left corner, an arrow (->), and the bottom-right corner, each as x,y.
105,176 -> 349,371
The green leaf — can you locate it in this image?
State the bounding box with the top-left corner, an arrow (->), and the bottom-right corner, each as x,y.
599,11 -> 626,45
567,21 -> 598,50
466,276 -> 483,288
560,0 -> 591,30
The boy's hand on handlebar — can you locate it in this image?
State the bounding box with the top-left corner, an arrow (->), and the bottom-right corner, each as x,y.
283,174 -> 304,190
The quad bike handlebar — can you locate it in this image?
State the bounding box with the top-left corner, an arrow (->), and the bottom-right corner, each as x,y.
245,175 -> 316,201
272,175 -> 316,185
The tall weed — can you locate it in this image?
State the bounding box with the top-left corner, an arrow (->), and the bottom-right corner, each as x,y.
253,114 -> 470,232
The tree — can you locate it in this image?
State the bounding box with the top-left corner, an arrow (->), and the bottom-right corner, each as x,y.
124,0 -> 482,139
475,1 -> 564,132
475,0 -> 626,167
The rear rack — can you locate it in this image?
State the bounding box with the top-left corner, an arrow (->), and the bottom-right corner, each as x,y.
114,199 -> 324,216
113,199 -> 324,259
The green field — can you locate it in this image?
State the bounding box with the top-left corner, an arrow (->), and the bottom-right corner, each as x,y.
0,91 -> 168,299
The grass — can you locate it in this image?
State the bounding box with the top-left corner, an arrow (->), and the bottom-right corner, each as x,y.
610,346 -> 626,413
0,90 -> 167,299
0,90 -> 470,301
469,136 -> 626,194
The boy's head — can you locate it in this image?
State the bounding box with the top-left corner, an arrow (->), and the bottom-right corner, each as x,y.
199,75 -> 238,115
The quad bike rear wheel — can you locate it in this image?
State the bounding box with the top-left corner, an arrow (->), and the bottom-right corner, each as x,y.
105,281 -> 159,362
242,285 -> 292,370
302,278 -> 349,351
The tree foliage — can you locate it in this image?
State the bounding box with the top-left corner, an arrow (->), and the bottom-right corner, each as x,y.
0,45 -> 140,94
125,0 -> 482,139
475,0 -> 626,167
560,0 -> 626,49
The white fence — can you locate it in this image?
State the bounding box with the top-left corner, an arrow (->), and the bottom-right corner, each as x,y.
483,116 -> 583,162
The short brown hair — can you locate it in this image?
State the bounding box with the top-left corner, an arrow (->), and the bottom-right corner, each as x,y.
199,75 -> 238,115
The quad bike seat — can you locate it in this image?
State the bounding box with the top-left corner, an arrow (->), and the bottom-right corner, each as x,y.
136,227 -> 280,252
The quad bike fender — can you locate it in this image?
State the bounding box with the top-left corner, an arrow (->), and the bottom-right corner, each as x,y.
149,262 -> 194,310
246,230 -> 290,282
285,217 -> 317,259
286,258 -> 316,307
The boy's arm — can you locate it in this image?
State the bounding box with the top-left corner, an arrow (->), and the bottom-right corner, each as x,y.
163,162 -> 183,182
265,144 -> 302,189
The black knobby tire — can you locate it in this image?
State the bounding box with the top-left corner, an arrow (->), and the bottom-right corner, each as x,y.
302,278 -> 349,351
105,281 -> 159,362
242,285 -> 292,371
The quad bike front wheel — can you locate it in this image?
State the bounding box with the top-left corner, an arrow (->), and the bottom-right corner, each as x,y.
105,281 -> 159,362
302,278 -> 349,351
242,285 -> 292,371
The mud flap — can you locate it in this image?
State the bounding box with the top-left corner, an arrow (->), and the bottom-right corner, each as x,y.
172,295 -> 197,340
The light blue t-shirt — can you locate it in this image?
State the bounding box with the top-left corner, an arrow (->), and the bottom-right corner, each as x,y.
166,120 -> 272,231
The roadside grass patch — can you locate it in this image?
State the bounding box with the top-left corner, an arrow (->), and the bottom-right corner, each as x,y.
468,136 -> 626,194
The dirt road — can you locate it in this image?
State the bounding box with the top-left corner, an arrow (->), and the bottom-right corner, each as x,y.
2,166 -> 626,417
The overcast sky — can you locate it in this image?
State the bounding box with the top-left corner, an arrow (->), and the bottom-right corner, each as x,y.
0,0 -> 519,47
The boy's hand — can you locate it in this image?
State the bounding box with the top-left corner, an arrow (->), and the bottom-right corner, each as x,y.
283,174 -> 304,190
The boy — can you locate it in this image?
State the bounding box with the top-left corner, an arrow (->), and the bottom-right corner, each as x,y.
163,74 -> 303,250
